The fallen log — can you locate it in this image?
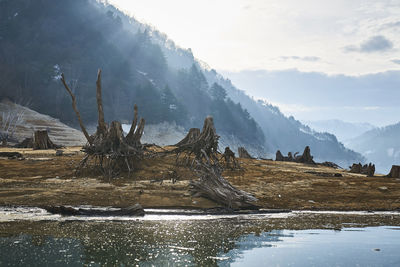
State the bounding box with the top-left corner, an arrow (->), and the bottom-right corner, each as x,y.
43,204 -> 145,217
0,151 -> 23,159
190,152 -> 257,209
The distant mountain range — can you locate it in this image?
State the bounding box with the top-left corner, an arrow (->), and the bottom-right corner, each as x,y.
346,122 -> 400,174
0,0 -> 364,165
303,120 -> 376,142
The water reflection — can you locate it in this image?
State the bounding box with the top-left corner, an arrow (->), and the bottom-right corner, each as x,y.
1,213 -> 400,266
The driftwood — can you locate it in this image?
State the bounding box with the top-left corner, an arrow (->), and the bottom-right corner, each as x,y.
386,165 -> 400,178
238,147 -> 253,159
172,116 -> 219,165
61,69 -> 145,177
14,130 -> 61,150
175,128 -> 200,146
319,161 -> 342,169
275,146 -> 315,164
190,152 -> 257,209
221,146 -> 239,168
43,204 -> 145,217
349,162 -> 375,177
0,151 -> 23,159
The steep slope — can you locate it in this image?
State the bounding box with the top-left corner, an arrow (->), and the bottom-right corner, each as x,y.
346,122 -> 400,174
0,99 -> 86,146
0,0 -> 363,165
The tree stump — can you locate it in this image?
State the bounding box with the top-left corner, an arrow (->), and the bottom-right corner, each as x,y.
172,116 -> 219,164
222,146 -> 239,168
276,150 -> 284,161
175,128 -> 200,146
238,147 -> 253,159
61,69 -> 146,178
14,131 -> 61,149
32,130 -> 61,150
387,165 -> 400,178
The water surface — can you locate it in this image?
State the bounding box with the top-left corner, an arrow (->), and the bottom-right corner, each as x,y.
1,207 -> 399,266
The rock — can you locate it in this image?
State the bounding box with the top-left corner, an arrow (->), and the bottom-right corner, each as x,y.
56,150 -> 64,156
378,186 -> 388,191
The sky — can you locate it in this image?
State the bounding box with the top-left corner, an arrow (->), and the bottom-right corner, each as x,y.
109,0 -> 400,126
109,0 -> 400,75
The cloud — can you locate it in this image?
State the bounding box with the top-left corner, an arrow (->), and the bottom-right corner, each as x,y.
344,35 -> 394,53
280,56 -> 321,62
381,21 -> 400,30
392,59 -> 400,65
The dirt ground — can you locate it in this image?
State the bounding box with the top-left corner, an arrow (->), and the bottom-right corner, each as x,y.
0,146 -> 399,210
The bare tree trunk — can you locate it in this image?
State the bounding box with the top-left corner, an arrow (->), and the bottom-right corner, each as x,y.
61,73 -> 92,145
96,69 -> 107,135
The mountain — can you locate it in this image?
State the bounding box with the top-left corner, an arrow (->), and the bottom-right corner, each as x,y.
222,69 -> 400,127
346,122 -> 400,174
303,120 -> 376,142
0,0 -> 363,165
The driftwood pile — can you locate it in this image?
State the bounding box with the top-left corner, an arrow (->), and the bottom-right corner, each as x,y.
386,165 -> 400,178
173,117 -> 257,209
349,162 -> 375,177
276,146 -> 315,164
15,130 -> 62,150
61,70 -> 146,177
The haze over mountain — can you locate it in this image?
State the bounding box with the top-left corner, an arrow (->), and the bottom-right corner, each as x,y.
222,69 -> 400,127
303,120 -> 376,142
346,122 -> 400,174
0,0 -> 364,166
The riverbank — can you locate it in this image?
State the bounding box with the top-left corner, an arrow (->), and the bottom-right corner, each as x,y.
0,147 -> 399,211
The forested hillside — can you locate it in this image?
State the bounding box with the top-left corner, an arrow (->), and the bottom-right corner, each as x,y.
0,0 -> 264,146
0,0 -> 364,165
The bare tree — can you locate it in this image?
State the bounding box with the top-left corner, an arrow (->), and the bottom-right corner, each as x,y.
0,107 -> 25,146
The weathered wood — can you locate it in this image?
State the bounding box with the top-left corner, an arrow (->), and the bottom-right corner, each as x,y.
238,147 -> 253,159
172,116 -> 219,163
175,128 -> 200,146
61,69 -> 146,178
222,146 -> 239,168
190,154 -> 257,209
95,69 -> 107,135
295,146 -> 315,164
349,162 -> 375,176
61,73 -> 93,145
32,130 -> 61,150
387,165 -> 400,178
43,204 -> 145,217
